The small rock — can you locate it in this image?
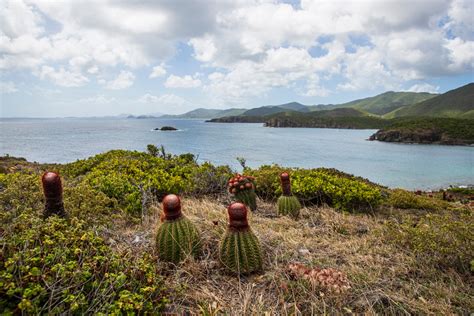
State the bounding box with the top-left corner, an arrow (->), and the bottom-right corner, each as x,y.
298,248 -> 310,256
132,236 -> 141,244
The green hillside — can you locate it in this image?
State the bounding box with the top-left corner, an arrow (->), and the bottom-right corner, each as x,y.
241,102 -> 309,116
264,108 -> 388,129
335,91 -> 437,115
385,83 -> 474,118
162,108 -> 246,119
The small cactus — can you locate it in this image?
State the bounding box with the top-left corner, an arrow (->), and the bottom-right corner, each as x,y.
219,202 -> 262,274
228,174 -> 257,211
42,172 -> 66,218
155,194 -> 201,263
277,172 -> 301,218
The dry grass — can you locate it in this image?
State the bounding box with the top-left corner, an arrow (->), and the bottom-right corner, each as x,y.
104,197 -> 473,315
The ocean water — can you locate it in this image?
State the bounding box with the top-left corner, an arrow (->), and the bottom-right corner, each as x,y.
1,117 -> 473,190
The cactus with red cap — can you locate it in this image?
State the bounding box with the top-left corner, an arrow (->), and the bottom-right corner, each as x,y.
42,171 -> 66,218
219,202 -> 262,274
228,174 -> 257,211
155,194 -> 201,263
277,172 -> 301,218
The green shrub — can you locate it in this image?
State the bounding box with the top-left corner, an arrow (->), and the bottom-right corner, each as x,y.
447,187 -> 474,195
62,150 -> 233,217
63,151 -> 197,216
186,162 -> 233,196
247,165 -> 382,212
387,189 -> 449,211
0,172 -> 43,223
0,215 -> 167,314
385,209 -> 473,272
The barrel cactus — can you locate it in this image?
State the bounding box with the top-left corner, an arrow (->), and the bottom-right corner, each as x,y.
277,172 -> 301,218
228,174 -> 257,211
42,171 -> 66,218
219,202 -> 263,274
156,194 -> 201,263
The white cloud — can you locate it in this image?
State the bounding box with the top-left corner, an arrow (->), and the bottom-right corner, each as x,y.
37,65 -> 89,87
149,64 -> 167,78
87,65 -> 99,74
0,81 -> 18,93
106,70 -> 135,90
165,74 -> 201,88
189,34 -> 217,62
138,93 -> 189,107
78,95 -> 116,104
405,83 -> 440,93
1,0 -> 473,108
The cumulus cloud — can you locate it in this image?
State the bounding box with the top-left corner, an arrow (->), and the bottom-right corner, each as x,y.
78,95 -> 116,104
405,83 -> 440,93
106,71 -> 135,90
37,65 -> 89,87
188,34 -> 217,62
0,81 -> 18,93
165,74 -> 201,88
138,93 -> 190,108
1,0 -> 473,108
149,64 -> 167,78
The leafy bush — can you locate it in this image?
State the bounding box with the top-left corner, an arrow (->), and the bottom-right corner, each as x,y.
385,209 -> 473,272
186,162 -> 233,196
247,165 -> 382,212
62,151 -> 197,216
0,170 -> 168,314
387,189 -> 450,211
447,187 -> 474,195
0,216 -> 167,314
60,150 -> 234,216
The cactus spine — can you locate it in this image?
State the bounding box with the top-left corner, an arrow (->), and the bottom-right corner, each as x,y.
219,202 -> 262,274
42,172 -> 66,218
277,172 -> 301,218
156,194 -> 201,263
228,174 -> 257,211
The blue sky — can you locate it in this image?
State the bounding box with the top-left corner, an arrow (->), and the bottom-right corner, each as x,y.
1,0 -> 473,117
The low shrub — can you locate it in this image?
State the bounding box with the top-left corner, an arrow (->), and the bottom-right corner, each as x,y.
384,209 -> 473,272
387,189 -> 450,211
247,165 -> 382,212
186,162 -> 233,196
0,215 -> 168,314
72,151 -> 195,216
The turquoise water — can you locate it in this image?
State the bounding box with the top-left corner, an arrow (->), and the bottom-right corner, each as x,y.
1,118 -> 473,190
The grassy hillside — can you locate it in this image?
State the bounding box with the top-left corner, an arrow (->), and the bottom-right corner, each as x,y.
208,108 -> 388,129
0,151 -> 472,314
370,117 -> 474,145
162,108 -> 247,119
339,91 -> 437,115
241,102 -> 309,116
264,108 -> 389,129
386,83 -> 474,118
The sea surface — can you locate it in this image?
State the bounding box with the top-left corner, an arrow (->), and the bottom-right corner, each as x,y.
1,117 -> 473,190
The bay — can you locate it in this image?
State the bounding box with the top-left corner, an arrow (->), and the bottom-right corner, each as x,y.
1,117 -> 472,190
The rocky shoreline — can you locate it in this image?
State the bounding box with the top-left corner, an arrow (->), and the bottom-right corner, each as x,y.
368,128 -> 472,146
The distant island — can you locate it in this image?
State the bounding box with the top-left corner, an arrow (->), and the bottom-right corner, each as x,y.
154,126 -> 178,131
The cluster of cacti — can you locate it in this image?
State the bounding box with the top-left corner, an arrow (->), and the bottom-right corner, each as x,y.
228,174 -> 257,211
155,194 -> 201,263
219,202 -> 263,274
277,172 -> 301,218
42,171 -> 66,218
